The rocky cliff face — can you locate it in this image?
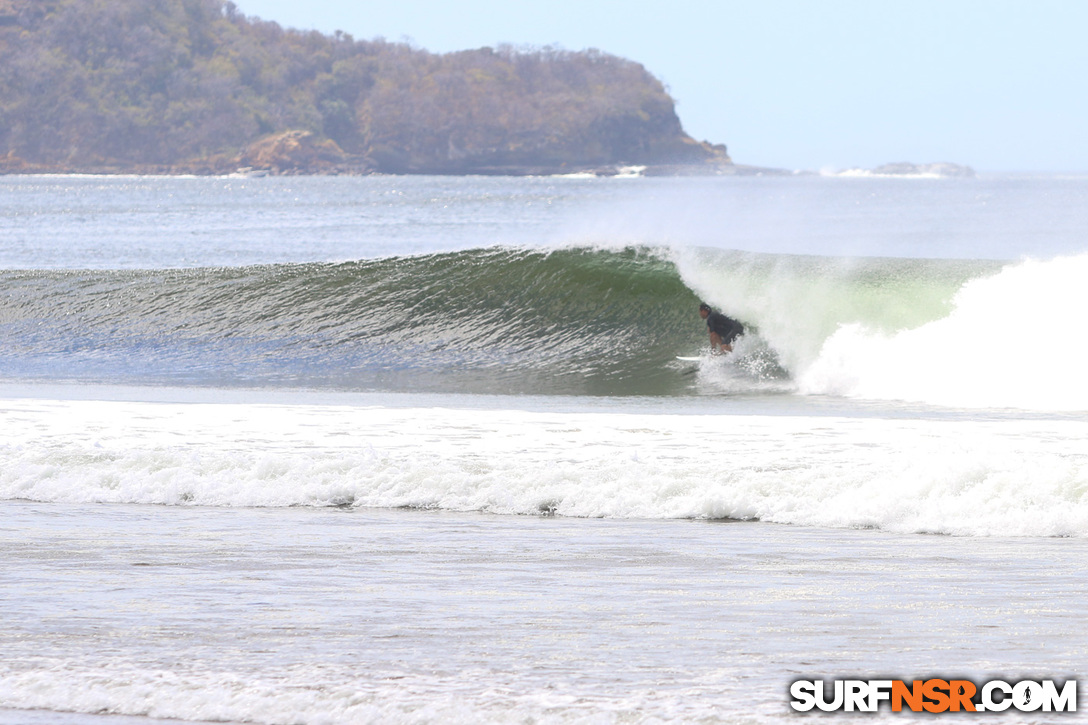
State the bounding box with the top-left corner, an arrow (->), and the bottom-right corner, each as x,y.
0,0 -> 730,175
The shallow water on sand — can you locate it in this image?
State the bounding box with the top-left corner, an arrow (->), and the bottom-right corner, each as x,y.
2,501 -> 1085,723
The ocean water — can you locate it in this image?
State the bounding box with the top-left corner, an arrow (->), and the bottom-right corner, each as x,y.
0,173 -> 1086,724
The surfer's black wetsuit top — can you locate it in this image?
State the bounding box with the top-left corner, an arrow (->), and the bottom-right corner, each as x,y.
706,310 -> 744,344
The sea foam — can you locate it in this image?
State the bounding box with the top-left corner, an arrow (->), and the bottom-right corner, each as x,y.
798,254 -> 1088,410
1,396 -> 1085,537
679,248 -> 1088,411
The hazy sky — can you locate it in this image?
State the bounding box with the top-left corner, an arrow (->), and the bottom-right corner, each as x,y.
235,0 -> 1087,172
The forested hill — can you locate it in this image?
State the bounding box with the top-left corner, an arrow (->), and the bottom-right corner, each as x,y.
0,0 -> 731,175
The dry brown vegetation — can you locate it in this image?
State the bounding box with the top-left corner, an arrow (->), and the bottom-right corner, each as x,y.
0,0 -> 729,174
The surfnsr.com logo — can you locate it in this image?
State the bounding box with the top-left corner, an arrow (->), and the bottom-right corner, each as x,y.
789,679 -> 1078,713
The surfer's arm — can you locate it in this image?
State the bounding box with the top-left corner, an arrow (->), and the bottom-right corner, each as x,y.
709,331 -> 733,354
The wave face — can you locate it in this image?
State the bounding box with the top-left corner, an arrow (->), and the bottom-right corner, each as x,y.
0,247 -> 709,396
2,243 -> 1084,408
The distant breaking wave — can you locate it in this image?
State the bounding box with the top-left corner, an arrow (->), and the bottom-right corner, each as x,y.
1,244 -> 1084,409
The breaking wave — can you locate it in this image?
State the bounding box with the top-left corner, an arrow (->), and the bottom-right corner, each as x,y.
1,243 -> 1083,409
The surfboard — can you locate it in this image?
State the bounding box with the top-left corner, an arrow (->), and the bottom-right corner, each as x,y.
675,356 -> 702,362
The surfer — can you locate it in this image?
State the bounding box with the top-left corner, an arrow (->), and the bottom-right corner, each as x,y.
698,303 -> 744,355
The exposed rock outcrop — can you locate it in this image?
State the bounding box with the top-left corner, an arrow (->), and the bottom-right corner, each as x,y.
229,131 -> 361,175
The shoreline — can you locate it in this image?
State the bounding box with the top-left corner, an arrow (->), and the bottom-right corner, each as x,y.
0,163 -> 796,178
3,162 -> 1013,179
